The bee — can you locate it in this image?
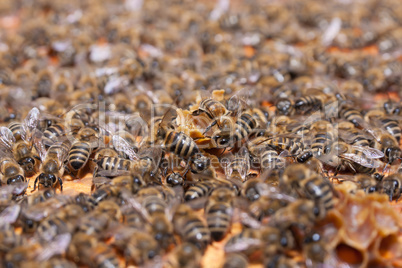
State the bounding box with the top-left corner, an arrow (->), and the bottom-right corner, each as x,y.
36,204 -> 84,242
5,234 -> 72,268
205,187 -> 236,241
184,180 -> 217,201
76,200 -> 122,236
20,188 -> 55,206
42,123 -> 67,147
294,92 -> 324,114
192,97 -> 228,134
0,224 -> 25,256
222,253 -> 249,268
34,139 -> 71,192
364,109 -> 402,144
281,164 -> 335,211
32,70 -> 53,99
370,130 -> 401,165
270,199 -> 327,230
212,110 -> 258,148
225,226 -> 294,257
173,204 -> 211,251
137,187 -> 175,249
165,242 -> 202,268
154,109 -> 202,162
0,156 -> 25,186
275,98 -> 294,116
336,174 -> 378,194
1,108 -> 41,176
310,120 -> 336,158
68,233 -> 120,268
113,228 -> 160,266
67,127 -> 100,175
339,105 -> 364,127
378,174 -> 401,201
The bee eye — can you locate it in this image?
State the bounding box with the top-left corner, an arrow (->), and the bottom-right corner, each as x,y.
50,175 -> 57,183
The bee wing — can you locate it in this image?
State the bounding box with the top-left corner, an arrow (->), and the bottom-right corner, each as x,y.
349,145 -> 384,159
97,169 -> 131,178
138,147 -> 163,171
32,131 -> 47,161
224,234 -> 262,253
112,135 -> 139,161
0,126 -> 15,150
220,153 -> 234,177
0,204 -> 21,227
36,233 -> 72,262
340,153 -> 381,168
22,107 -> 40,142
125,113 -> 149,145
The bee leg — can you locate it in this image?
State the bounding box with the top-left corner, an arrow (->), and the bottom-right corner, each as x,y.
202,120 -> 218,135
64,166 -> 78,180
32,176 -> 39,192
33,155 -> 41,161
58,177 -> 63,192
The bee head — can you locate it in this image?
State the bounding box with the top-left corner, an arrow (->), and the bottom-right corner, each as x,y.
39,173 -> 57,187
7,175 -> 25,185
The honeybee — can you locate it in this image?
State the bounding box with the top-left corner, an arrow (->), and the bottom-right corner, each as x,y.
5,233 -> 72,267
154,109 -> 203,164
321,140 -> 384,175
32,70 -> 53,99
113,228 -> 160,266
1,108 -> 41,176
281,164 -> 336,211
270,199 -> 327,230
0,224 -> 25,256
336,174 -> 378,194
364,109 -> 402,144
192,97 -> 228,134
136,187 -> 175,249
0,155 -> 26,186
20,188 -> 55,206
205,187 -> 236,241
212,109 -> 259,148
339,105 -> 364,127
34,139 -> 71,192
275,98 -> 295,116
294,93 -> 324,114
369,130 -> 401,165
36,204 -> 84,242
310,120 -> 335,158
76,200 -> 122,236
67,127 -> 100,176
165,242 -> 202,268
378,174 -> 401,201
42,123 -> 67,147
225,226 -> 294,258
68,233 -> 120,268
173,204 -> 211,251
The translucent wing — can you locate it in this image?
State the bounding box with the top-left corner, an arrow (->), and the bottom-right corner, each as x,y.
33,131 -> 47,161
36,233 -> 72,261
350,145 -> 384,159
0,204 -> 21,227
125,113 -> 149,146
138,147 -> 163,173
22,107 -> 40,142
0,126 -> 15,150
112,135 -> 139,161
340,153 -> 381,168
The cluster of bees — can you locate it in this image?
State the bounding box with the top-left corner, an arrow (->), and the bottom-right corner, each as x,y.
0,0 -> 401,267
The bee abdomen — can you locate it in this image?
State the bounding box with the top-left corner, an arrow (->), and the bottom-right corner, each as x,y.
69,142 -> 91,170
206,204 -> 231,241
